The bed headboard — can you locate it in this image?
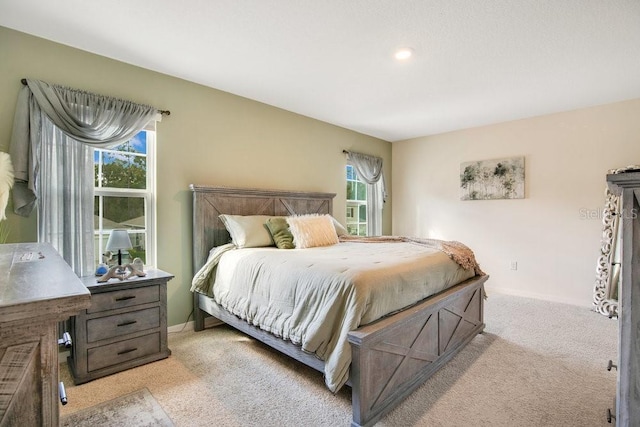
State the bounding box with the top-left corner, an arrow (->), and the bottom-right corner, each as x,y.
190,185 -> 336,273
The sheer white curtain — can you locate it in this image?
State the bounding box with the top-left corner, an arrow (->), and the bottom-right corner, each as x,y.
9,79 -> 157,275
346,151 -> 387,236
37,117 -> 95,275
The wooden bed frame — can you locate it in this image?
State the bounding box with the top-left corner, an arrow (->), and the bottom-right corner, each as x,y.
190,184 -> 488,427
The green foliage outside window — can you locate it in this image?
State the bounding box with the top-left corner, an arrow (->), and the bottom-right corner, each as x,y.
96,154 -> 146,189
94,133 -> 149,265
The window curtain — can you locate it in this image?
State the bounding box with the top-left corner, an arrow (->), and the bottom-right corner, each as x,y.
9,79 -> 157,276
346,150 -> 387,236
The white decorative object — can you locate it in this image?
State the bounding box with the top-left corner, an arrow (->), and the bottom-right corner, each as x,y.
102,250 -> 113,264
124,262 -> 146,279
0,152 -> 14,243
132,257 -> 144,273
96,266 -> 125,283
593,165 -> 640,317
0,152 -> 14,221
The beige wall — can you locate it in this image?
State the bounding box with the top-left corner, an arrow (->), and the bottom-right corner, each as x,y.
393,99 -> 640,306
0,27 -> 392,326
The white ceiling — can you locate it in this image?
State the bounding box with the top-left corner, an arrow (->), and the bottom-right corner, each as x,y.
1,0 -> 640,142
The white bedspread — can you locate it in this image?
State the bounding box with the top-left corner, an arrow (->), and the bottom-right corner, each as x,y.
191,241 -> 476,392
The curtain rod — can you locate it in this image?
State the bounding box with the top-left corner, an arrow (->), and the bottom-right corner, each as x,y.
21,78 -> 171,116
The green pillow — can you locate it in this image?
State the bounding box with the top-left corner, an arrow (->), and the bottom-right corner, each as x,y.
265,217 -> 295,249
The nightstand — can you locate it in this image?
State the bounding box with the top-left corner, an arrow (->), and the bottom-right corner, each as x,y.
68,269 -> 173,384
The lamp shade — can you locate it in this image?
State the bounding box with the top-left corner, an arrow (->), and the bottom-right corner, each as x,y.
105,229 -> 132,251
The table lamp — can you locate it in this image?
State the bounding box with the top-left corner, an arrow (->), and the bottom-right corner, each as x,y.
105,229 -> 132,267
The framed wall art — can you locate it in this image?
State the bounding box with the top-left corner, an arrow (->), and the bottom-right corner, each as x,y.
460,156 -> 525,200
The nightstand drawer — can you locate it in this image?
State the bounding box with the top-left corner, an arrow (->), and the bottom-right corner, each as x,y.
87,285 -> 160,314
86,307 -> 160,343
87,332 -> 160,372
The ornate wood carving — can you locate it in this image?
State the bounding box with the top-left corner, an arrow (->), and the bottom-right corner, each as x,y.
594,166 -> 640,317
593,186 -> 620,316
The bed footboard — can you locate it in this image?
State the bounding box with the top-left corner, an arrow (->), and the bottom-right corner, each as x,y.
348,275 -> 487,427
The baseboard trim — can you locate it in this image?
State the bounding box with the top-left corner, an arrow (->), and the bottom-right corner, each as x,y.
485,285 -> 592,309
168,321 -> 194,333
168,316 -> 222,333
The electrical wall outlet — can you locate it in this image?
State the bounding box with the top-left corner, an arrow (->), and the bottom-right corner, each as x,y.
510,261 -> 518,270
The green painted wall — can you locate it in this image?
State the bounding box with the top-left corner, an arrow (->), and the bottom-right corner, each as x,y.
0,26 -> 392,326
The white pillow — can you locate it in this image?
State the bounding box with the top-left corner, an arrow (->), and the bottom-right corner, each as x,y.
219,214 -> 274,248
287,214 -> 339,249
331,216 -> 348,236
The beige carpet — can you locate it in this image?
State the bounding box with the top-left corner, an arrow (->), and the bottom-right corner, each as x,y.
60,293 -> 618,426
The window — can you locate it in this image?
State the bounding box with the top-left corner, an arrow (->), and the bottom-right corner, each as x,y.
346,164 -> 368,236
94,128 -> 156,267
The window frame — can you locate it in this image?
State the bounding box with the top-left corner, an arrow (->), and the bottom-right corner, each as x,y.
93,126 -> 156,268
346,163 -> 368,236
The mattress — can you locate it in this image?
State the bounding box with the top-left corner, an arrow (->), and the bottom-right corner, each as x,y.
192,240 -> 476,392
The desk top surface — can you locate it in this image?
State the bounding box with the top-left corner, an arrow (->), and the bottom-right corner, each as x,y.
0,242 -> 90,313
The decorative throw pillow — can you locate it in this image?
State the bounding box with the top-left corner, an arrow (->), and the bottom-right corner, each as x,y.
287,214 -> 339,249
265,217 -> 295,249
219,214 -> 274,248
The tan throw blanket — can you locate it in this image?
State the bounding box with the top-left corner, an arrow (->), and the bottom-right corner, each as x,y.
338,235 -> 485,276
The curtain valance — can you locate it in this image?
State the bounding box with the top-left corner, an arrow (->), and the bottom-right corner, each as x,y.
345,151 -> 387,198
9,79 -> 158,216
345,150 -> 387,236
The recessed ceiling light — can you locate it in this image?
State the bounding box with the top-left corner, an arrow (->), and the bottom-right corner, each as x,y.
394,48 -> 414,61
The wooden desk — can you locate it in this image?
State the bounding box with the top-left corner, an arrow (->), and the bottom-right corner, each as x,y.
0,243 -> 91,427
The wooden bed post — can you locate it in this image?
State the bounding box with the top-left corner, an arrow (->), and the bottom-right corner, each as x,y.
193,292 -> 205,331
192,186 -> 206,332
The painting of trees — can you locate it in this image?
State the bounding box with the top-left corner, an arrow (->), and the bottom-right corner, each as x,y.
460,157 -> 524,200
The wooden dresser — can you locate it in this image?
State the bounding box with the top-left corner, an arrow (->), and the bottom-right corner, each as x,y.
0,243 -> 91,427
607,172 -> 640,426
68,269 -> 172,384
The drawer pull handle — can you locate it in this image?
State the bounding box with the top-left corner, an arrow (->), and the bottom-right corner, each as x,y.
59,381 -> 68,405
115,295 -> 136,302
117,320 -> 138,327
117,348 -> 138,356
